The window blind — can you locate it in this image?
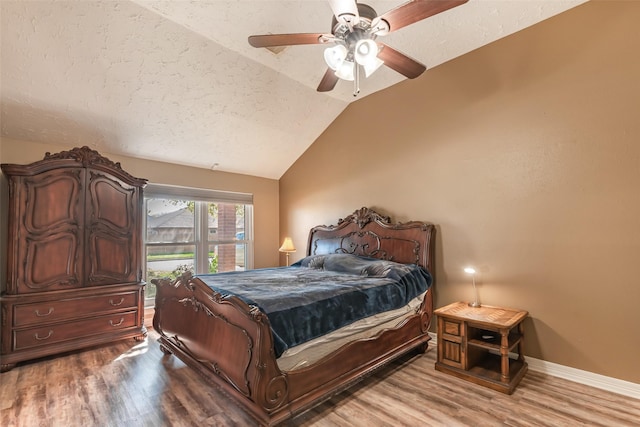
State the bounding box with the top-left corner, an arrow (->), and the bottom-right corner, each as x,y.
145,183 -> 253,205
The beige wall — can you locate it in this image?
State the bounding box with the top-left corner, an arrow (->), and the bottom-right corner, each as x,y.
0,138 -> 281,287
279,1 -> 640,383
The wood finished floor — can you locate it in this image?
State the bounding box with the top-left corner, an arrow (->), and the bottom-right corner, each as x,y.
1,330 -> 639,427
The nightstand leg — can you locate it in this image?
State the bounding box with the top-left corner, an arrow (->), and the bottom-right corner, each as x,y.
437,316 -> 444,364
500,328 -> 510,383
517,322 -> 525,363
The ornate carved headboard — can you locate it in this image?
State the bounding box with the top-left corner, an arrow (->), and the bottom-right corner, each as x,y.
307,207 -> 436,273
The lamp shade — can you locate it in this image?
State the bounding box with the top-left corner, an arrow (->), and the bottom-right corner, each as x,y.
363,57 -> 384,77
279,237 -> 296,253
335,60 -> 355,81
354,39 -> 379,66
324,45 -> 348,71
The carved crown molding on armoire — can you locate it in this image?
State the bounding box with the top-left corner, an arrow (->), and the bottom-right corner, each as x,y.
0,146 -> 147,372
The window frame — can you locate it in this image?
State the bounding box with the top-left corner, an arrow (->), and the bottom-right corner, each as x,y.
142,183 -> 253,306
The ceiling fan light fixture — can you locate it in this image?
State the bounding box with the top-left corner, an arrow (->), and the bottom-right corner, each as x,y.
249,0 -> 469,94
323,44 -> 348,71
354,39 -> 379,66
335,60 -> 355,81
363,57 -> 384,77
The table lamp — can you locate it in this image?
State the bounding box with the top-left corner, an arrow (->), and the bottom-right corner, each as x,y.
279,237 -> 296,266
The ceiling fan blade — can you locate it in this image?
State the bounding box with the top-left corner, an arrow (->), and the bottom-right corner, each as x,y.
378,0 -> 468,33
328,0 -> 360,25
317,68 -> 340,92
248,33 -> 332,48
378,43 -> 426,79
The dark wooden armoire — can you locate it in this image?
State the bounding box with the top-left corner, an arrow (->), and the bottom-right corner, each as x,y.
0,146 -> 147,371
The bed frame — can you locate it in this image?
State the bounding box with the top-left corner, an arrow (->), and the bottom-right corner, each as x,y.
152,207 -> 436,426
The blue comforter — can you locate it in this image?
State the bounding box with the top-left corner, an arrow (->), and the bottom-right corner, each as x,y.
197,254 -> 432,358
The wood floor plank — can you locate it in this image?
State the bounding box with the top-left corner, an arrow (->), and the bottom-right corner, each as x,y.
1,330 -> 638,427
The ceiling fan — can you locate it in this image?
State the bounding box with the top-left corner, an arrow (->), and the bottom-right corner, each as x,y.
248,0 -> 469,96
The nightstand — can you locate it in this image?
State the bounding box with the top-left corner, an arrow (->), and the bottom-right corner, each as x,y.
434,301 -> 528,394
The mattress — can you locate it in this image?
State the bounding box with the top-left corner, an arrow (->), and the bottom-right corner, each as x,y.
277,291 -> 427,371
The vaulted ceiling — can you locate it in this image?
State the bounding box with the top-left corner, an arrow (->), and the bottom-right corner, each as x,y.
1,1 -> 587,179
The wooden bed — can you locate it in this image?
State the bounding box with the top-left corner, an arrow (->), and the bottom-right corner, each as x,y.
152,207 -> 436,426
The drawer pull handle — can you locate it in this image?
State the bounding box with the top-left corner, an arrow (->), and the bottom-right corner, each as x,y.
109,298 -> 125,307
109,318 -> 125,327
35,307 -> 54,317
35,330 -> 53,341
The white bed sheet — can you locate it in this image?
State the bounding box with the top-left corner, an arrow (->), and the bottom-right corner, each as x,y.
276,291 -> 427,371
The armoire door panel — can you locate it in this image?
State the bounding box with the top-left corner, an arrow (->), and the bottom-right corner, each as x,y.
87,171 -> 135,232
23,233 -> 81,291
87,232 -> 136,284
24,169 -> 84,233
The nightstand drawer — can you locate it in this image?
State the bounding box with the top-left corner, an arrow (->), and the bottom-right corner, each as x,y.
443,320 -> 461,336
13,292 -> 138,327
13,311 -> 138,350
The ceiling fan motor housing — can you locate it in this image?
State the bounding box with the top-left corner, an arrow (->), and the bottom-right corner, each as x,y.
331,3 -> 378,39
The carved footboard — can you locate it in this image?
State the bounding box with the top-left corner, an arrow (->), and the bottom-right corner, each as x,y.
153,272 -> 433,426
152,273 -> 289,425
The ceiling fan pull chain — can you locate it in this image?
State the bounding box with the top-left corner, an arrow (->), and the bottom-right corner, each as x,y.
353,62 -> 360,97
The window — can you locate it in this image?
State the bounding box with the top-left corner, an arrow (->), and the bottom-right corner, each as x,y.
143,184 -> 253,306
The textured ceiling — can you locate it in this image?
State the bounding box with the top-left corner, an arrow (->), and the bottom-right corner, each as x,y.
1,1 -> 587,179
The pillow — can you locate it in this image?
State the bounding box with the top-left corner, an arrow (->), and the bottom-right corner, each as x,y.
292,254 -> 327,269
294,253 -> 410,278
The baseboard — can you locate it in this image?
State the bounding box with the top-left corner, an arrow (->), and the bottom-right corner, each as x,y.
427,332 -> 640,399
525,357 -> 640,399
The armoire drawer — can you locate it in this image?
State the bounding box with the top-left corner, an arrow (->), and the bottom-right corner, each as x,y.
13,310 -> 138,350
13,291 -> 138,327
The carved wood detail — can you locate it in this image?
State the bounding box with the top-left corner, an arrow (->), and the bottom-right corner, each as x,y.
153,274 -> 262,399
337,206 -> 392,229
43,146 -> 140,182
311,230 -> 423,264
